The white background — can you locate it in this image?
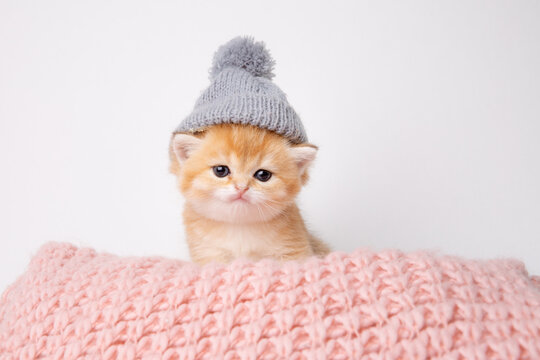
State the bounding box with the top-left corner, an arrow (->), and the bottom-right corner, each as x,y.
1,0 -> 539,293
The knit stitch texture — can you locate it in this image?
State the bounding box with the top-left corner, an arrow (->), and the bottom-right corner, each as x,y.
1,242 -> 539,359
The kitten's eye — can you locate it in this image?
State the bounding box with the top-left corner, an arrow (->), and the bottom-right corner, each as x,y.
254,169 -> 272,182
212,165 -> 230,178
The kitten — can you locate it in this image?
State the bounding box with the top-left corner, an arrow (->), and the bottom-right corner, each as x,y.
170,124 -> 329,265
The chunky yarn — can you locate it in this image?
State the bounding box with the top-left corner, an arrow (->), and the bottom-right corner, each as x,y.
1,242 -> 539,359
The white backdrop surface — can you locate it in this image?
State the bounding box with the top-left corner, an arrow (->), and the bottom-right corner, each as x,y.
1,0 -> 539,292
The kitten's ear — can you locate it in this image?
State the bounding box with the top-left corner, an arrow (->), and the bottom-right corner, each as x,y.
290,144 -> 318,176
172,133 -> 203,164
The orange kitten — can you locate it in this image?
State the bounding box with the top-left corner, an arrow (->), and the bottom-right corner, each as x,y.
170,124 -> 329,265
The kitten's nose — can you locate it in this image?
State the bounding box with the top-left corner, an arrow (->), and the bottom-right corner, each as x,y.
234,184 -> 249,195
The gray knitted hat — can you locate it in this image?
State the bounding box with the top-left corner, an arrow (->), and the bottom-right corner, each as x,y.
175,36 -> 307,143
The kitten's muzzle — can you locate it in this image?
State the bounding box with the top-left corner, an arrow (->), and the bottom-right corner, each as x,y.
231,186 -> 249,201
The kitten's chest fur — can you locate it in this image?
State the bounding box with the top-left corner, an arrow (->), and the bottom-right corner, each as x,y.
183,203 -> 314,264
197,222 -> 279,259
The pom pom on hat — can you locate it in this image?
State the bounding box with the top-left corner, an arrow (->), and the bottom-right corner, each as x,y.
210,36 -> 275,80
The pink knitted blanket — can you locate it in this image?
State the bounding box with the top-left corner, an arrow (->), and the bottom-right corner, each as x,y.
1,243 -> 539,359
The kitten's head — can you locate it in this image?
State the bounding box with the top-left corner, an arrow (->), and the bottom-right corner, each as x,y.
170,124 -> 317,223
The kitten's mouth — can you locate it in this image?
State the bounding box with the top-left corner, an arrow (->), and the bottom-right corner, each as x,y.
230,196 -> 249,203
